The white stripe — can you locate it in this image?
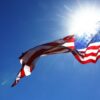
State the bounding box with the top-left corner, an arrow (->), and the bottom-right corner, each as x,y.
79,52 -> 100,61
41,54 -> 47,57
78,48 -> 86,52
18,72 -> 21,77
24,65 -> 31,76
88,42 -> 100,47
62,42 -> 74,47
85,49 -> 100,54
16,72 -> 21,81
20,59 -> 23,64
16,77 -> 20,81
78,48 -> 100,53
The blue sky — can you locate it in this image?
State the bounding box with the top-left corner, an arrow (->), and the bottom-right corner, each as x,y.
0,0 -> 100,100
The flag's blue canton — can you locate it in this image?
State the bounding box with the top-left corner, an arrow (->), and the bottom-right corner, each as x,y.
91,31 -> 100,43
75,34 -> 92,49
75,32 -> 100,50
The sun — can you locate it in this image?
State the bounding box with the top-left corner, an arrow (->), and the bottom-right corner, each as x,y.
68,5 -> 100,38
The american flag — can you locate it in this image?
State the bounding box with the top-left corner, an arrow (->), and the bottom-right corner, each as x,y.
12,33 -> 100,87
73,32 -> 100,64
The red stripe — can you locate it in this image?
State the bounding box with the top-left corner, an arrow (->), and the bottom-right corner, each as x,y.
78,46 -> 100,54
84,52 -> 100,57
63,37 -> 74,42
84,49 -> 100,57
74,55 -> 100,64
85,45 -> 100,50
20,68 -> 25,78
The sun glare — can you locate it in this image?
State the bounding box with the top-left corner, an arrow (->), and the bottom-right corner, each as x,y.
68,6 -> 100,37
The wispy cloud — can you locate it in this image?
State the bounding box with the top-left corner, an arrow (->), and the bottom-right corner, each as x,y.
1,80 -> 8,86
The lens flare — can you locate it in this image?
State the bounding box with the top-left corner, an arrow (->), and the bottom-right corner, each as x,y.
68,6 -> 100,37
